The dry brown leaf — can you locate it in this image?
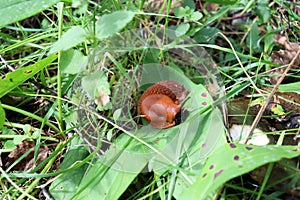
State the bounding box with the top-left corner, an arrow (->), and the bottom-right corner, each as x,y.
269,35 -> 300,84
274,34 -> 300,51
5,141 -> 49,171
272,34 -> 300,66
145,0 -> 182,13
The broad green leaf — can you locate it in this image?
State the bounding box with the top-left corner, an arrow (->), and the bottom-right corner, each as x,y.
255,0 -> 271,24
175,23 -> 190,37
73,146 -> 149,200
172,109 -> 226,198
180,143 -> 300,199
49,26 -> 87,54
13,135 -> 28,145
183,0 -> 196,10
81,71 -> 111,111
0,54 -> 57,98
173,6 -> 188,18
50,136 -> 90,200
0,0 -> 60,27
95,10 -> 136,40
1,127 -> 18,150
60,49 -> 88,74
194,27 -> 220,43
23,124 -> 32,135
246,22 -> 261,53
0,102 -> 5,129
113,108 -> 122,122
278,82 -> 300,93
4,140 -> 16,150
189,11 -> 203,21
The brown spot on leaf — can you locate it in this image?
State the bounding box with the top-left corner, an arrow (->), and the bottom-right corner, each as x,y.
234,155 -> 239,160
229,143 -> 237,148
95,91 -> 110,107
214,169 -> 224,179
24,70 -> 32,74
201,92 -> 207,97
245,146 -> 253,151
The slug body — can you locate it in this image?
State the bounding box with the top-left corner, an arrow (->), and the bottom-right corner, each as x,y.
139,80 -> 188,129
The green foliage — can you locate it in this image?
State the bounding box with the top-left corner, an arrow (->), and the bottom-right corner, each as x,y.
0,102 -> 5,129
173,6 -> 203,21
172,23 -> 190,37
181,144 -> 300,199
0,54 -> 57,98
49,10 -> 136,54
246,22 -> 261,53
81,70 -> 112,111
278,82 -> 300,93
49,136 -> 90,200
95,10 -> 136,40
0,0 -> 60,27
49,26 -> 87,54
271,104 -> 285,117
68,62 -> 227,200
194,27 -> 220,43
60,49 -> 88,74
1,0 -> 299,199
255,0 -> 271,24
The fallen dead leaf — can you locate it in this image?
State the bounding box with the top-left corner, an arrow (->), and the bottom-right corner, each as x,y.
5,141 -> 49,171
269,34 -> 300,84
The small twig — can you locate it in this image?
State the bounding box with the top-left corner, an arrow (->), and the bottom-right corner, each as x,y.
0,54 -> 15,71
245,49 -> 300,143
40,184 -> 53,200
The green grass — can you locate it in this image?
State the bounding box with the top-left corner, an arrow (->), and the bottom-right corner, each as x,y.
0,0 -> 299,199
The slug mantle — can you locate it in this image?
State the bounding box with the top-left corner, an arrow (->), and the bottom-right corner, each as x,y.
139,80 -> 188,129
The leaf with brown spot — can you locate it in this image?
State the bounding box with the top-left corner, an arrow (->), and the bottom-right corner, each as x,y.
180,143 -> 300,200
0,54 -> 57,98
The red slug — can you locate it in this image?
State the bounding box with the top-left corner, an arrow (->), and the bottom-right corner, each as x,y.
139,80 -> 188,129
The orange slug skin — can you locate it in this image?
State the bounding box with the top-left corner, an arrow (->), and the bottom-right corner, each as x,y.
139,80 -> 188,129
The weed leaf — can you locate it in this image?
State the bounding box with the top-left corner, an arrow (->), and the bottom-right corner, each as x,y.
49,26 -> 87,54
0,54 -> 57,98
0,0 -> 60,27
96,10 -> 136,40
60,49 -> 88,74
180,144 -> 300,199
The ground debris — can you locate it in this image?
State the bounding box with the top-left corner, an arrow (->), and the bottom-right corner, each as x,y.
5,141 -> 49,171
269,34 -> 300,84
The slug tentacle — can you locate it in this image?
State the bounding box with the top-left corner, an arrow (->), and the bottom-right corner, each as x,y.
139,80 -> 188,129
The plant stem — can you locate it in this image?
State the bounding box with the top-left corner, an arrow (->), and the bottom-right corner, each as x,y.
1,104 -> 59,133
0,167 -> 38,200
56,2 -> 65,134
